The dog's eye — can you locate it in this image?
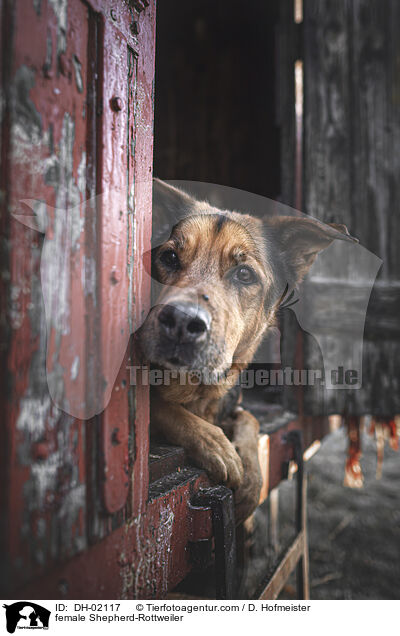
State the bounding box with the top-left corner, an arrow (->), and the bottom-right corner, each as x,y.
233,265 -> 257,285
159,249 -> 180,270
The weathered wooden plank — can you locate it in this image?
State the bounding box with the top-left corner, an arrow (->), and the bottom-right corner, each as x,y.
10,472 -> 213,600
302,0 -> 400,416
302,0 -> 353,416
303,0 -> 353,225
277,0 -> 304,417
258,531 -> 305,600
351,0 -> 400,270
1,0 -> 92,592
0,0 -> 155,597
349,0 -> 400,416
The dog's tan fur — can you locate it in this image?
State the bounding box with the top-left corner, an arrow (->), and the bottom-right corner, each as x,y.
139,180 -> 357,522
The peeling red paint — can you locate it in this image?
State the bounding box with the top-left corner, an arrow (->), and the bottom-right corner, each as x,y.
13,472 -> 212,600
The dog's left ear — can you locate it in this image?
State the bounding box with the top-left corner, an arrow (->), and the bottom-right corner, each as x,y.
152,179 -> 198,245
264,215 -> 358,286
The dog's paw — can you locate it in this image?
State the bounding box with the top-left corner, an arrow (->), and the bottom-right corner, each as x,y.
234,464 -> 262,524
188,424 -> 244,489
229,407 -> 262,523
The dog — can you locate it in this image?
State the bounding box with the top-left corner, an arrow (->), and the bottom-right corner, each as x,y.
138,179 -> 357,522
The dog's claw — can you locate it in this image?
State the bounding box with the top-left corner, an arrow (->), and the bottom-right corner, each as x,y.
187,424 -> 244,489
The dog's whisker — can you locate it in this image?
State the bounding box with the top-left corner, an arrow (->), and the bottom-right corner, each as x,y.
276,283 -> 290,307
280,298 -> 299,309
284,289 -> 295,304
277,284 -> 299,309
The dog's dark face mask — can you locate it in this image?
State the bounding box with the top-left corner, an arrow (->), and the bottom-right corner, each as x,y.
138,180 -> 357,375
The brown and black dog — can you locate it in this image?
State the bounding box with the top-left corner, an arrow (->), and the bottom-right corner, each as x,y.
139,180 -> 356,522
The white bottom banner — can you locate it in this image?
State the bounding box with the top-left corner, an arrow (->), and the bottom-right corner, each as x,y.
1,599 -> 396,636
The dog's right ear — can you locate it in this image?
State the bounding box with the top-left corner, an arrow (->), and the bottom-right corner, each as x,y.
263,214 -> 358,289
152,179 -> 197,245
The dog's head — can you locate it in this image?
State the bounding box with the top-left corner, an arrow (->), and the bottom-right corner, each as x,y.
139,180 -> 357,375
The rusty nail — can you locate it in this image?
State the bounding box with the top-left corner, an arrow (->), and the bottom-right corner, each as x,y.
111,428 -> 122,445
130,21 -> 140,35
110,267 -> 120,284
33,442 -> 50,460
110,8 -> 117,21
110,96 -> 123,112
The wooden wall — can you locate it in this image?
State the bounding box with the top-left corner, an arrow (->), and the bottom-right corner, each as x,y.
302,0 -> 400,415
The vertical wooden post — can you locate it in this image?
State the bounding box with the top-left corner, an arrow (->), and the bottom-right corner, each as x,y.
297,473 -> 310,600
268,488 -> 280,555
289,430 -> 310,600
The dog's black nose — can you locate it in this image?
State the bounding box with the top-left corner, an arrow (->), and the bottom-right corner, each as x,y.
158,302 -> 211,343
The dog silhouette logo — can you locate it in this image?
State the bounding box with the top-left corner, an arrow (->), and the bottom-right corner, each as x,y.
3,602 -> 50,633
13,181 -> 381,421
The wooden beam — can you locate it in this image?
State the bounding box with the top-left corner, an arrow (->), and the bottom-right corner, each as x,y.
258,531 -> 305,600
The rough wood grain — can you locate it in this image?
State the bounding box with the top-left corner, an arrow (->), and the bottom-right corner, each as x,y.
302,0 -> 400,416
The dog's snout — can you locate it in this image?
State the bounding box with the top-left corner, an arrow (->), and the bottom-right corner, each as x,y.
158,302 -> 211,343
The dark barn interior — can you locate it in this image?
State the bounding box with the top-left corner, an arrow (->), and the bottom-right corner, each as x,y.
154,0 -> 280,200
